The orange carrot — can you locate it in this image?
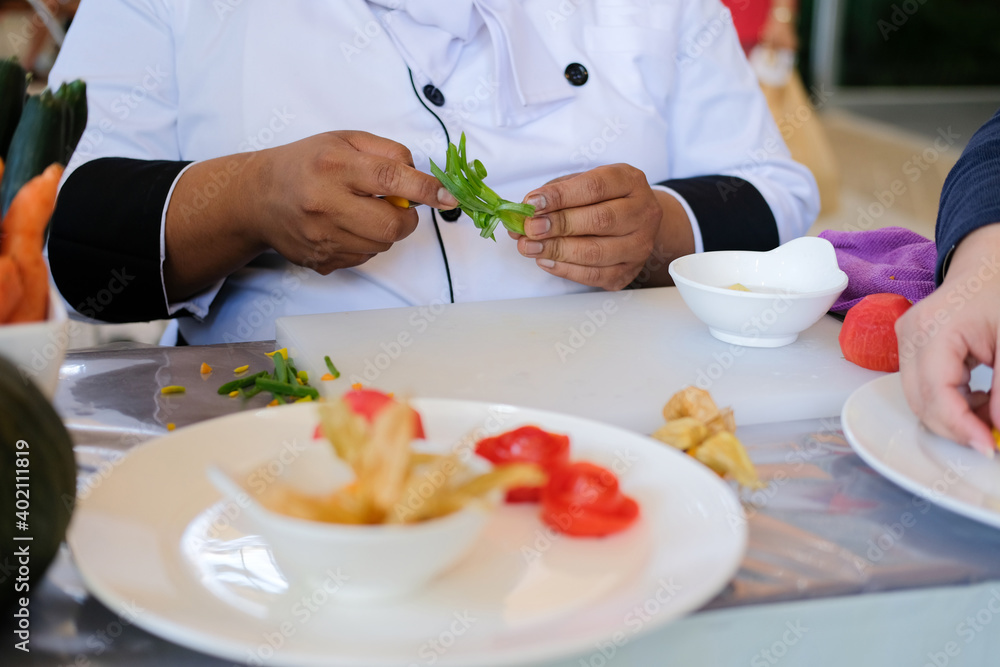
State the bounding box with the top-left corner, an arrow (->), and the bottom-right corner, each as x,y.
0,163 -> 63,255
0,163 -> 63,323
6,251 -> 46,322
0,255 -> 23,323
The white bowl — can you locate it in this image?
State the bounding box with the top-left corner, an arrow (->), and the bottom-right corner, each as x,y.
207,442 -> 494,601
0,285 -> 69,398
667,237 -> 848,347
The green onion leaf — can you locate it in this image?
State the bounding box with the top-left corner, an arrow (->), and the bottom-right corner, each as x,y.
430,132 -> 535,241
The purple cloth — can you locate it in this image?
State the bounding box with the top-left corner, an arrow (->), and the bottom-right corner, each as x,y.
818,227 -> 937,312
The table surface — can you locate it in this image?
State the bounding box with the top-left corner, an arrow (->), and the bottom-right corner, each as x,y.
5,336 -> 1000,666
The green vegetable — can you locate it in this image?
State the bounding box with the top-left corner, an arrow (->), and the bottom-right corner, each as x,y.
0,355 -> 76,612
273,351 -> 291,384
0,57 -> 28,161
324,355 -> 341,379
429,132 -> 535,241
0,80 -> 88,217
216,370 -> 269,395
254,377 -> 319,399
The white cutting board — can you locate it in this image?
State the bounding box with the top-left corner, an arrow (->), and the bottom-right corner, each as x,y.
275,287 -> 883,432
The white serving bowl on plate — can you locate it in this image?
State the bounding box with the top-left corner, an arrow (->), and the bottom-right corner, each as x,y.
0,284 -> 69,398
207,441 -> 494,601
668,236 -> 848,347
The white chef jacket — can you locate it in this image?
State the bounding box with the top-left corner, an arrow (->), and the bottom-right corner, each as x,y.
48,0 -> 819,345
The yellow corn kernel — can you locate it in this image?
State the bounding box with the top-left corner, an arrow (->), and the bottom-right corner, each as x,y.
160,385 -> 186,395
233,364 -> 250,374
228,390 -> 239,398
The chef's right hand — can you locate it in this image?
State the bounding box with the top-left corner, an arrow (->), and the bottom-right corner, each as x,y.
896,223 -> 1000,457
254,131 -> 457,274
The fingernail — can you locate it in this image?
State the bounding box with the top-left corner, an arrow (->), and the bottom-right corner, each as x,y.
523,241 -> 543,256
525,217 -> 550,238
438,187 -> 458,207
971,438 -> 996,458
525,195 -> 546,211
537,258 -> 555,269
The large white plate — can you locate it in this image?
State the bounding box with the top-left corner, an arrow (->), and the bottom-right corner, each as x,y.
69,399 -> 747,667
842,373 -> 1000,530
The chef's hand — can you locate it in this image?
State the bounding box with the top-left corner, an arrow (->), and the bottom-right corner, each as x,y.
510,164 -> 693,290
896,223 -> 1000,457
255,131 -> 456,273
164,131 -> 457,301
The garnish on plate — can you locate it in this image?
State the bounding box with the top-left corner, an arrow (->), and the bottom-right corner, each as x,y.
652,386 -> 762,489
259,391 -> 546,525
429,132 -> 535,240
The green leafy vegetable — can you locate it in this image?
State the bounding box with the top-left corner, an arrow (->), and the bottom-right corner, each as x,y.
429,132 -> 535,241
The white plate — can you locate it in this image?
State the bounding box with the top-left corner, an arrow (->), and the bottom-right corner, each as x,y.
842,373 -> 1000,530
69,399 -> 747,667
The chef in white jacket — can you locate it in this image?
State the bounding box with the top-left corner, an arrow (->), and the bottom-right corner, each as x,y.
46,0 -> 819,345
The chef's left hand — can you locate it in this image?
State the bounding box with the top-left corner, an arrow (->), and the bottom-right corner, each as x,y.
511,164 -> 692,290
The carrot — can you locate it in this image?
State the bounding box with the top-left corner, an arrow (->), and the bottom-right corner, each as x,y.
0,255 -> 23,323
6,251 -> 46,322
0,162 -> 62,254
0,163 -> 62,323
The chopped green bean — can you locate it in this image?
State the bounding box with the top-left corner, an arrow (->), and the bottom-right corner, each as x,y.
217,371 -> 269,395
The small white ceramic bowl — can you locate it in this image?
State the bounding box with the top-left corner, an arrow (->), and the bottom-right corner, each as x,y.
0,285 -> 69,398
208,442 -> 494,601
668,237 -> 848,348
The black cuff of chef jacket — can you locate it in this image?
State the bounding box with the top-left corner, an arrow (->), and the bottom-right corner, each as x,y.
49,158 -> 193,323
656,175 -> 779,252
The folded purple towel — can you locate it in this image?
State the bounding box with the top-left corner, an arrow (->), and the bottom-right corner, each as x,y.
818,227 -> 937,312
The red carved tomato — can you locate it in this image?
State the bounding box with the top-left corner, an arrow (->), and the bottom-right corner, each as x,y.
839,293 -> 912,372
475,426 -> 570,502
540,462 -> 639,537
344,388 -> 425,438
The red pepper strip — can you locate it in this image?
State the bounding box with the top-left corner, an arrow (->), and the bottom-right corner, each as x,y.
475,425 -> 570,503
540,462 -> 639,537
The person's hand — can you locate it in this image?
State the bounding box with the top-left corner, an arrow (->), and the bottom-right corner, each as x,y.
165,131 -> 457,301
758,14 -> 798,52
254,131 -> 457,274
896,223 -> 1000,457
509,164 -> 690,290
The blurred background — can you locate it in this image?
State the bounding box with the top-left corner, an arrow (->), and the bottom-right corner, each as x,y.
1,0 -> 998,348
